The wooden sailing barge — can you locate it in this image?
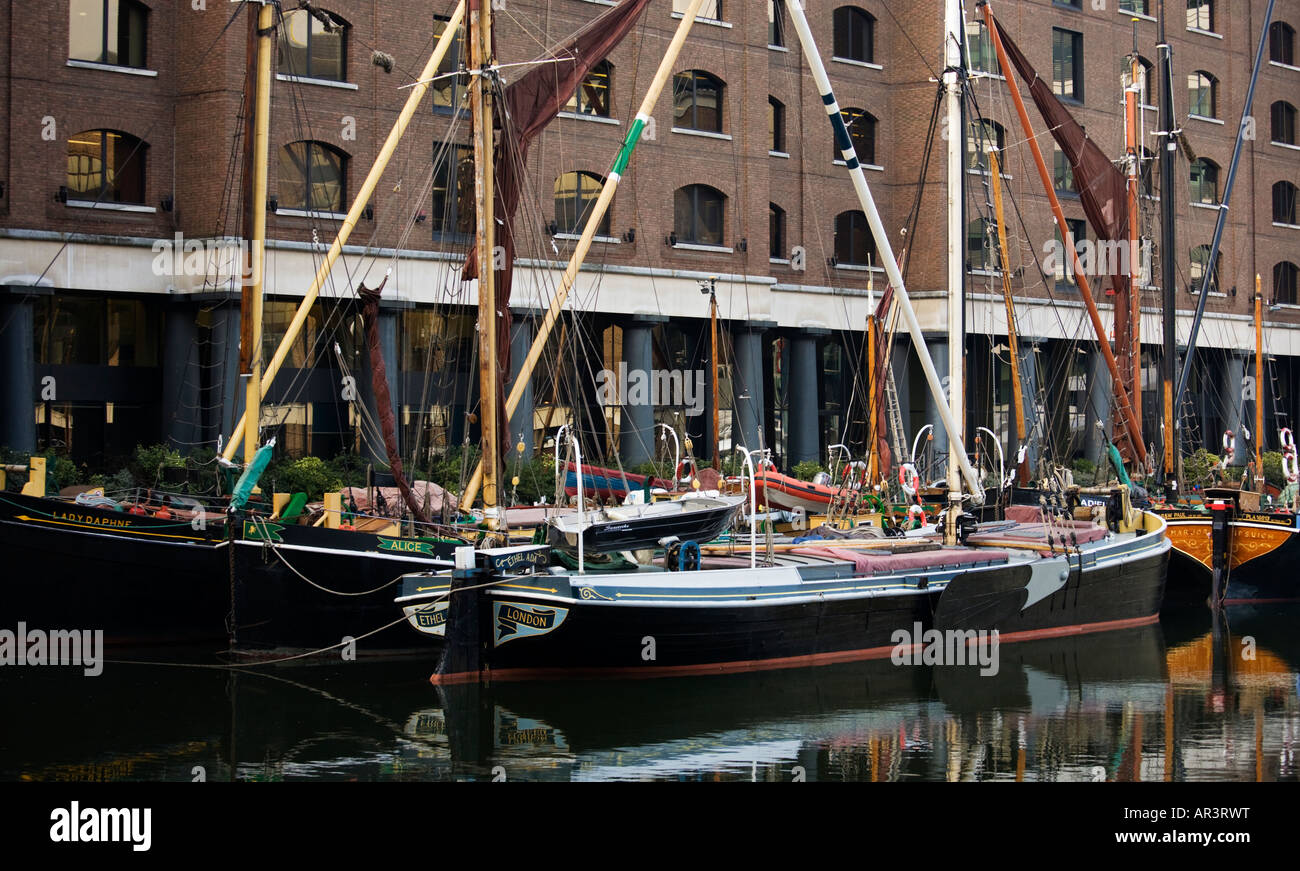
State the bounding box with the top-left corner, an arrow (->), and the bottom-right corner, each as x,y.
403,0 -> 1171,685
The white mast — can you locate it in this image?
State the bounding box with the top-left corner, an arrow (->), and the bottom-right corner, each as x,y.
782,1 -> 984,510
943,0 -> 965,541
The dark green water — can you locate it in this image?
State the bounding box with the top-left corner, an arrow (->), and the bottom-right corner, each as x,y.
2,605 -> 1297,782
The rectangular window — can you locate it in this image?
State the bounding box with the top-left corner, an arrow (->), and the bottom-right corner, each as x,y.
1119,0 -> 1149,15
1052,28 -> 1084,102
768,98 -> 784,152
1186,0 -> 1214,32
967,22 -> 998,75
768,0 -> 784,47
1054,148 -> 1076,193
432,16 -> 466,113
69,0 -> 147,68
674,0 -> 720,21
1055,219 -> 1087,286
431,144 -> 474,239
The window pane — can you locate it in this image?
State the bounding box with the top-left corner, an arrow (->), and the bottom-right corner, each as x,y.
280,9 -> 310,76
432,17 -> 465,110
1187,0 -> 1212,31
69,0 -> 105,63
768,0 -> 784,46
67,131 -> 105,197
695,76 -> 720,132
307,144 -> 343,212
310,14 -> 344,81
697,189 -> 723,244
565,63 -> 610,116
1052,29 -> 1082,101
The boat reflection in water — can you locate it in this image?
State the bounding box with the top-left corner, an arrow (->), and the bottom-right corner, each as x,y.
3,609 -> 1297,782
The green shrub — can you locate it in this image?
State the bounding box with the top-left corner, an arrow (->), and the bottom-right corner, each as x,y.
792,459 -> 826,482
267,456 -> 342,501
1261,451 -> 1284,489
1071,458 -> 1096,487
1182,448 -> 1221,488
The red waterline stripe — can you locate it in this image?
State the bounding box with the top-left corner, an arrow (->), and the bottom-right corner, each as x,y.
1222,597 -> 1300,605
429,612 -> 1160,685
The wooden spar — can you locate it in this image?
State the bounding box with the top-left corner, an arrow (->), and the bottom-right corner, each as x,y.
988,150 -> 1028,484
1254,274 -> 1264,489
458,0 -> 709,509
243,0 -> 274,464
982,3 -> 1147,467
470,0 -> 499,525
222,1 -> 467,462
709,286 -> 720,471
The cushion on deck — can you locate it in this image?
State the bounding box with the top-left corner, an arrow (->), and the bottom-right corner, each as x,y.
791,546 -> 1009,574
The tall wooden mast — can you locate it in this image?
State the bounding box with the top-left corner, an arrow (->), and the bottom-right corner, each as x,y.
221,3 -> 468,461
242,0 -> 274,464
469,0 -> 499,528
458,0 -> 711,508
1254,274 -> 1264,491
1118,38 -> 1143,467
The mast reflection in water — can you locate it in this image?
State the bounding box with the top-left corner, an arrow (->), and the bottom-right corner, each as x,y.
2,607 -> 1297,782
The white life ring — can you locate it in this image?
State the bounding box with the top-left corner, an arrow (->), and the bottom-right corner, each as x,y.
1281,428 -> 1299,482
1221,430 -> 1236,467
675,457 -> 697,481
899,462 -> 920,498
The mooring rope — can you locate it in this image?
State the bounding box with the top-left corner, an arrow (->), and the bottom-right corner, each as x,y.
102,575 -> 508,670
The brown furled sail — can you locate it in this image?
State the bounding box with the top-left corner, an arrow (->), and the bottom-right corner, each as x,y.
359,275 -> 430,525
871,284 -> 895,478
992,19 -> 1130,294
461,0 -> 653,452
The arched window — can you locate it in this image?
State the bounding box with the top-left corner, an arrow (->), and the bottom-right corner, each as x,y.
834,210 -> 876,266
967,119 -> 1005,173
837,107 -> 877,165
833,7 -> 875,64
1188,71 -> 1217,118
69,0 -> 148,69
278,7 -> 348,82
769,203 -> 786,260
554,171 -> 610,236
278,141 -> 347,213
768,96 -> 785,153
1270,21 -> 1295,66
66,129 -> 146,204
1274,181 -> 1298,225
1275,261 -> 1299,305
1272,101 -> 1297,146
1189,158 -> 1219,205
672,70 -> 724,133
674,184 -> 725,246
564,60 -> 612,118
1186,0 -> 1214,33
1189,244 -> 1218,291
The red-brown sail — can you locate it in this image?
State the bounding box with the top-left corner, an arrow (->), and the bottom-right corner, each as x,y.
992,19 -> 1130,294
359,276 -> 430,525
